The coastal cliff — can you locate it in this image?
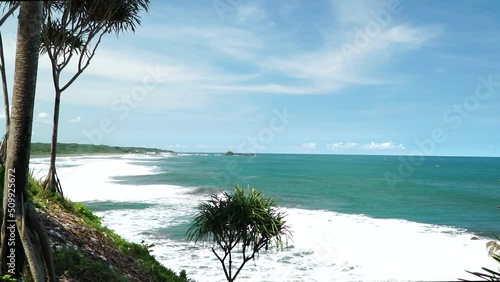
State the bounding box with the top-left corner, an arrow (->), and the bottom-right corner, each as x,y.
21,171 -> 188,282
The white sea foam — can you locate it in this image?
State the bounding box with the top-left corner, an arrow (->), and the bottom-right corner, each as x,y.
30,156 -> 498,281
31,155 -> 172,202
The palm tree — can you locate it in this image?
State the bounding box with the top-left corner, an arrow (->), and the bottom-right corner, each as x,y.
0,2 -> 56,281
41,0 -> 149,194
187,185 -> 291,282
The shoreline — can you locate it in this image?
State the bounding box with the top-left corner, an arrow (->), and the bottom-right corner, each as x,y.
30,151 -> 176,158
30,154 -> 500,239
29,154 -> 497,281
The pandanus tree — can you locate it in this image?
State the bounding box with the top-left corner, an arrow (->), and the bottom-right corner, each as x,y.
41,0 -> 149,194
0,2 -> 56,281
187,185 -> 291,282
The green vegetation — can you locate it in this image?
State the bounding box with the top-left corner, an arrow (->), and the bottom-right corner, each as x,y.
25,171 -> 188,282
0,275 -> 16,282
30,142 -> 173,156
54,248 -> 126,282
187,185 -> 291,282
463,238 -> 500,281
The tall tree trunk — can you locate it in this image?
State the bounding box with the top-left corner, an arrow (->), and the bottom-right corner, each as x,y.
43,89 -> 63,195
0,33 -> 10,164
0,2 -> 56,281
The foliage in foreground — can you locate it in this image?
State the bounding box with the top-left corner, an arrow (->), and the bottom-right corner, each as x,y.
27,175 -> 188,282
187,185 -> 291,282
54,248 -> 126,282
462,237 -> 500,281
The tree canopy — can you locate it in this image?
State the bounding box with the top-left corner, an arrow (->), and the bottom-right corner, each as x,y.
187,185 -> 291,282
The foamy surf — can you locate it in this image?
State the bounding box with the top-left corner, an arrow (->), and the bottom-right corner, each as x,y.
30,155 -> 498,281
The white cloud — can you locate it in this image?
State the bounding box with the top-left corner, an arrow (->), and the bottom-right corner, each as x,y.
362,141 -> 405,150
132,4 -> 443,98
302,142 -> 317,150
326,142 -> 360,150
18,0 -> 444,114
256,23 -> 442,95
36,112 -> 51,124
176,144 -> 236,151
382,25 -> 443,46
326,141 -> 405,151
138,25 -> 263,61
240,1 -> 443,95
66,49 -> 209,84
199,83 -> 330,95
69,116 -> 81,123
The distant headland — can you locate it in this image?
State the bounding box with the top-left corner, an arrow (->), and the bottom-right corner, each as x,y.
30,142 -> 174,156
223,150 -> 258,156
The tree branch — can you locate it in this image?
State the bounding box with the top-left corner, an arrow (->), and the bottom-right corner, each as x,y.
0,2 -> 20,27
212,247 -> 230,282
60,30 -> 104,92
232,254 -> 254,281
228,244 -> 232,280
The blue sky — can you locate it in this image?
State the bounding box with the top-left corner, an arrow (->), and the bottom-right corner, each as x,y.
1,0 -> 500,156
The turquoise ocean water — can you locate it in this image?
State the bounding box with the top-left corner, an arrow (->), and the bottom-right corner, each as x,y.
91,154 -> 500,238
34,153 -> 499,281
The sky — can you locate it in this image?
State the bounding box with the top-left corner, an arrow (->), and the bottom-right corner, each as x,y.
1,0 -> 500,156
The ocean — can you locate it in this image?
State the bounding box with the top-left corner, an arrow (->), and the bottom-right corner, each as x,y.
30,153 -> 500,281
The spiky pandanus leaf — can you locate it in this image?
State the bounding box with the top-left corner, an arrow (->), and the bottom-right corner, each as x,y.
463,236 -> 500,281
187,185 -> 291,282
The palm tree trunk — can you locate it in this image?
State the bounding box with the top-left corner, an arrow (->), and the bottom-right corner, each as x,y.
0,2 -> 55,280
43,89 -> 63,195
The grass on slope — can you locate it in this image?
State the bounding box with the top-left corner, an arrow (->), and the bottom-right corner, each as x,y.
0,169 -> 189,282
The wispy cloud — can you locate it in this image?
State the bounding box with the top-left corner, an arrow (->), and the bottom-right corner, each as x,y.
251,6 -> 443,95
302,142 -> 317,150
69,116 -> 81,123
29,0 -> 444,110
189,0 -> 443,96
138,25 -> 263,61
326,141 -> 405,151
36,112 -> 51,124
